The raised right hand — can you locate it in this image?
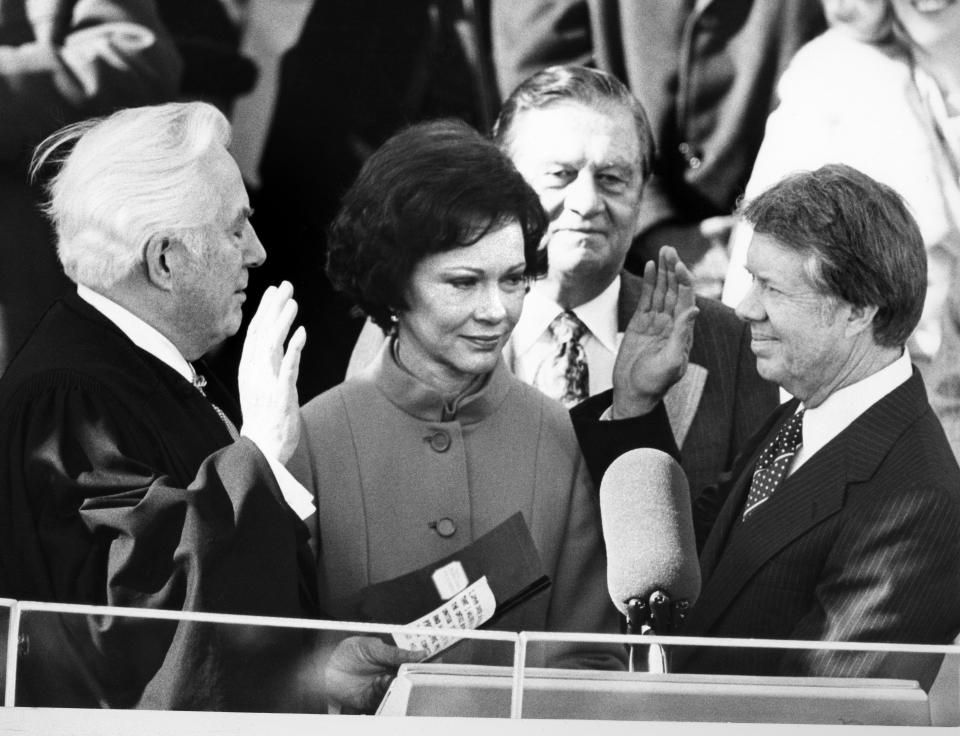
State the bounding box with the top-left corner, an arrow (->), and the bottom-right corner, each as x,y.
238,281 -> 306,463
612,247 -> 698,419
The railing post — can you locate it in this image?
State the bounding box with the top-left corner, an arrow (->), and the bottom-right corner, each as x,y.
4,602 -> 20,707
509,632 -> 526,719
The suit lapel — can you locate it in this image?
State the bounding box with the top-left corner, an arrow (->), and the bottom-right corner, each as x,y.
696,403 -> 794,580
618,271 -> 708,447
688,439 -> 848,639
664,365 -> 709,448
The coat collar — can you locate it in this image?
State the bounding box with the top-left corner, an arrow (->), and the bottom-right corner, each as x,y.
679,370 -> 930,642
363,336 -> 514,424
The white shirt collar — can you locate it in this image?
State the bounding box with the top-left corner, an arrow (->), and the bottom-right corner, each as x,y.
76,284 -> 195,384
796,349 -> 913,466
514,275 -> 621,353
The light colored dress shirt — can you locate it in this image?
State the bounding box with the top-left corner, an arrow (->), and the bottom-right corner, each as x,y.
791,349 -> 913,474
511,276 -> 622,396
76,284 -> 314,519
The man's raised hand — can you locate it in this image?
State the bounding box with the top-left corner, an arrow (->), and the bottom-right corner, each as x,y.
238,281 -> 306,463
612,247 -> 698,419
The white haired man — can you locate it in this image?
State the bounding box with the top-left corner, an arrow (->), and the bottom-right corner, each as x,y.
0,102 -> 415,711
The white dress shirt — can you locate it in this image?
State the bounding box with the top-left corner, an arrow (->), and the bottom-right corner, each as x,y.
790,349 -> 913,474
511,276 -> 623,395
77,285 -> 315,519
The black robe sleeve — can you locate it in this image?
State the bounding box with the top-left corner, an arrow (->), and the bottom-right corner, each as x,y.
1,373 -> 319,710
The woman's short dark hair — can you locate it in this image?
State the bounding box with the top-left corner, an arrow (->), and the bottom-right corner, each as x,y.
327,119 -> 548,330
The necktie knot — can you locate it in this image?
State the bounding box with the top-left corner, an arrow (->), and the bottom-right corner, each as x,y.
550,310 -> 587,344
535,310 -> 590,407
757,408 -> 805,469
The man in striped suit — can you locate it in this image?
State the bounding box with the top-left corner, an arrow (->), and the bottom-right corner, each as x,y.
575,163 -> 960,688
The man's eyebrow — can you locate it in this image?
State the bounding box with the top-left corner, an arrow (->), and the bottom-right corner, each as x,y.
597,157 -> 640,174
231,207 -> 254,227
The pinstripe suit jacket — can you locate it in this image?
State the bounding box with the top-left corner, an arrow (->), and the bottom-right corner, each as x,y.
616,272 -> 778,497
575,369 -> 960,686
674,370 -> 960,687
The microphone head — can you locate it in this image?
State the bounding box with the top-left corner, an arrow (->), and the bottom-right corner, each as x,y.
600,448 -> 701,616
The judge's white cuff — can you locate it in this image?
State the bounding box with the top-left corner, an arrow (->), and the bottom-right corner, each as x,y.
265,453 -> 316,520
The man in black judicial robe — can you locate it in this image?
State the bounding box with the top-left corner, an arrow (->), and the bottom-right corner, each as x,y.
0,102 -> 413,711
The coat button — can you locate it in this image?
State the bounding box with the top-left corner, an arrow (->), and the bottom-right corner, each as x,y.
678,141 -> 703,169
431,518 -> 457,538
427,430 -> 451,452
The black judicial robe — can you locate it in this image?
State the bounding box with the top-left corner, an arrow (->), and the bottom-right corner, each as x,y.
0,291 -> 320,710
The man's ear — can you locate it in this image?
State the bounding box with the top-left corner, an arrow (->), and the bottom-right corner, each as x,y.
143,233 -> 179,290
846,302 -> 879,338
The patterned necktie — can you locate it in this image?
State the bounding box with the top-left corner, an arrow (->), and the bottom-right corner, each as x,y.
539,310 -> 590,408
192,370 -> 242,442
742,409 -> 805,521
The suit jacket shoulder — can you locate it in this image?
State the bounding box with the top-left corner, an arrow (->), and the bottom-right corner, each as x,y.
679,371 -> 960,685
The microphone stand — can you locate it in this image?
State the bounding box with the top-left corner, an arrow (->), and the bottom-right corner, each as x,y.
624,591 -> 691,673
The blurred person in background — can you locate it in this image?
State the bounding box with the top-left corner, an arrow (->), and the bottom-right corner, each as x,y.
157,0 -> 257,112
722,0 -> 960,460
0,0 -> 181,377
209,0 -> 499,404
491,0 -> 826,295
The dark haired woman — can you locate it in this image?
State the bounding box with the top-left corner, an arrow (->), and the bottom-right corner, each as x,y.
288,119 -> 623,669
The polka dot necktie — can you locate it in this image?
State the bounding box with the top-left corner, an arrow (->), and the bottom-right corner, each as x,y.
742,409 -> 805,521
539,310 -> 590,408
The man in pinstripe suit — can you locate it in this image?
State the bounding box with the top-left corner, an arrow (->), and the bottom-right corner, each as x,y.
575,163 -> 960,688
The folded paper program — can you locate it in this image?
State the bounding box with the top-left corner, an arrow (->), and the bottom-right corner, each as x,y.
393,576 -> 496,657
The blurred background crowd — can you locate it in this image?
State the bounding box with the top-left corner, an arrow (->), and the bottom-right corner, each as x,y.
3,0 -> 959,451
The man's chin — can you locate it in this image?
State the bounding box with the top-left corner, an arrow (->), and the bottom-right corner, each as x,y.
549,229 -> 606,251
548,244 -> 608,273
218,313 -> 244,344
754,358 -> 789,389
